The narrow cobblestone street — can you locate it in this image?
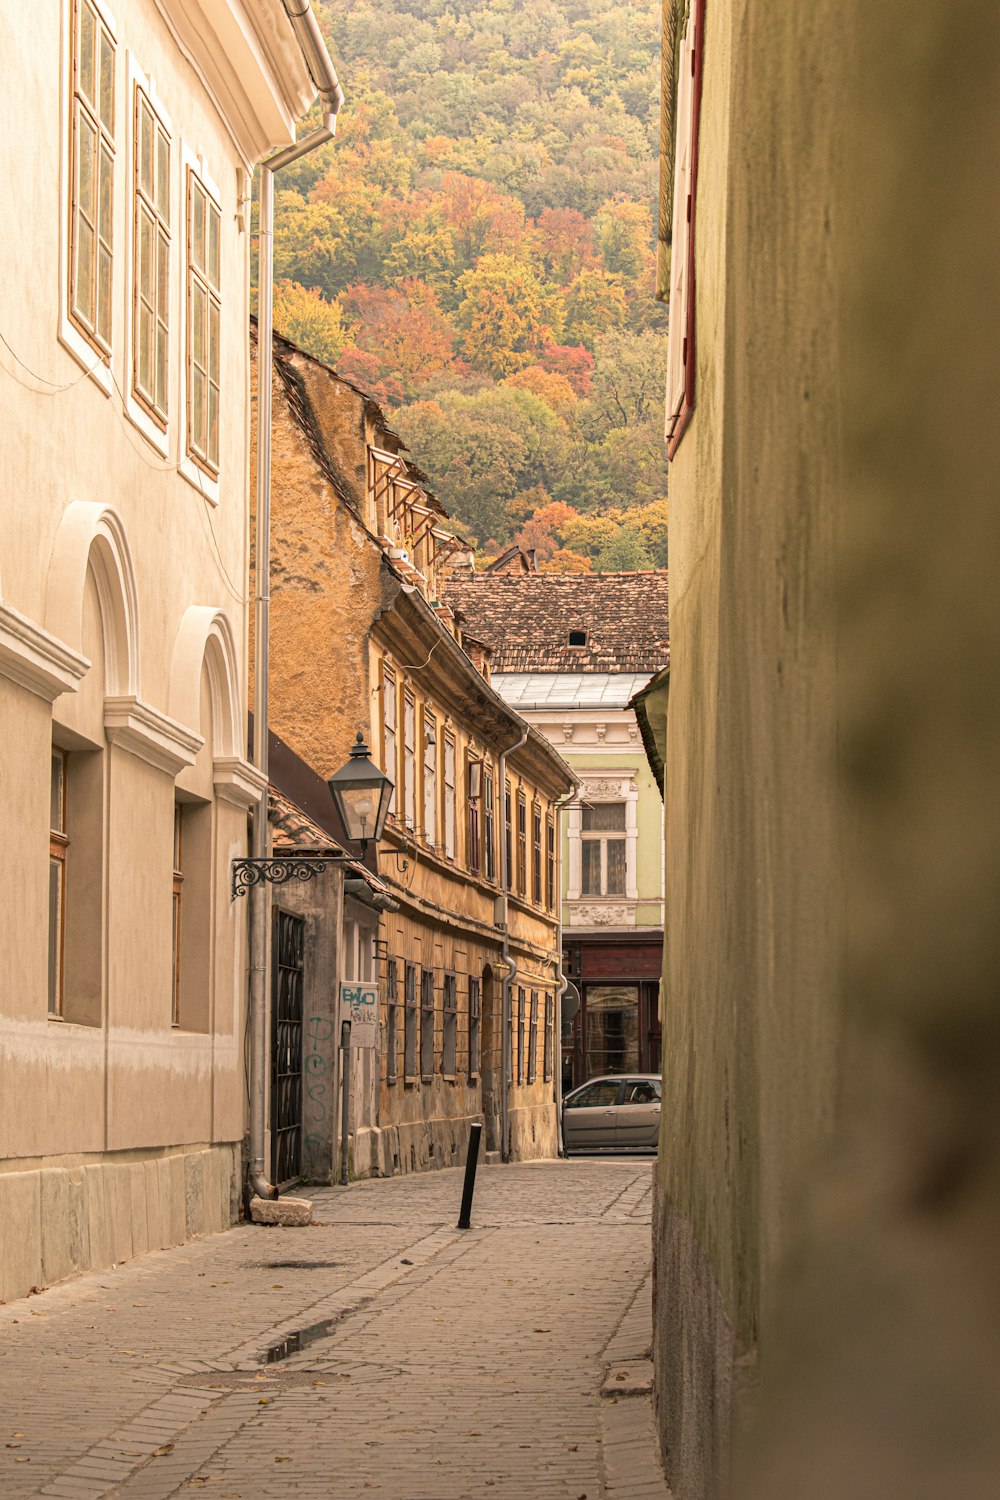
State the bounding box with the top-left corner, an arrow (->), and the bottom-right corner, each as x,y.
0,1160 -> 668,1500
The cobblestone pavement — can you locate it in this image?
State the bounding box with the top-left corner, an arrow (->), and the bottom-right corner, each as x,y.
0,1158 -> 669,1500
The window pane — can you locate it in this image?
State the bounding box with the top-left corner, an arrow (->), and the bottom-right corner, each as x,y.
50,754 -> 64,831
97,245 -> 112,344
208,381 -> 219,465
607,840 -> 626,895
139,100 -> 153,199
208,204 -> 220,289
156,323 -> 167,409
156,130 -> 169,222
48,860 -> 63,1016
99,31 -> 114,130
582,839 -> 601,896
582,802 -> 626,832
191,368 -> 205,449
80,2 -> 96,107
98,145 -> 113,245
191,182 -> 205,270
78,113 -> 96,220
191,283 -> 205,365
138,304 -> 152,392
209,299 -> 219,382
139,209 -> 153,301
76,220 -> 95,323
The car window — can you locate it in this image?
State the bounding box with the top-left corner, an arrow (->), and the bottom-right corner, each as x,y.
622,1080 -> 659,1105
567,1080 -> 620,1108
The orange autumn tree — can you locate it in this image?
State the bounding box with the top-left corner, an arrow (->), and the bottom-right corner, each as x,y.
341,279 -> 458,398
456,254 -> 562,378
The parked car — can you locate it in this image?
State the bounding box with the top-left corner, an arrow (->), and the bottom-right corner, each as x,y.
561,1074 -> 661,1153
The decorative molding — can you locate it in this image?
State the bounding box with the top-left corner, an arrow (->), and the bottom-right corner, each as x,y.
0,602 -> 90,702
214,756 -> 268,811
568,901 -> 635,928
581,777 -> 629,799
562,722 -> 574,741
105,695 -> 203,776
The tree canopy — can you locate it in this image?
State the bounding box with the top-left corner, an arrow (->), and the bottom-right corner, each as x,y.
267,0 -> 669,568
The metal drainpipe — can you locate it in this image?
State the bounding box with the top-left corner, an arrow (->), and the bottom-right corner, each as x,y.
550,781 -> 580,1157
496,728 -> 528,1164
247,5 -> 343,1205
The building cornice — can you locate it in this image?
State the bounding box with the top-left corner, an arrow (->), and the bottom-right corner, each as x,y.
214,755 -> 268,810
0,602 -> 90,703
105,696 -> 203,776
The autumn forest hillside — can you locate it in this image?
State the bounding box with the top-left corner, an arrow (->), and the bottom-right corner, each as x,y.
269,0 -> 667,570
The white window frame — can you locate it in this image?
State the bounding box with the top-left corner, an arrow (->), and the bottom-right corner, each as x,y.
567,772 -> 639,905
179,144 -> 222,502
122,55 -> 172,453
125,57 -> 172,455
59,0 -> 117,395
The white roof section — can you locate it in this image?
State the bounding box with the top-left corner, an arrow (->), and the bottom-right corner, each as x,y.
492,673 -> 654,711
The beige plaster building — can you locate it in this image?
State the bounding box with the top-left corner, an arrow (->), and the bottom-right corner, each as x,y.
254,332 -> 575,1178
0,0 -> 329,1300
653,1 -> 1000,1497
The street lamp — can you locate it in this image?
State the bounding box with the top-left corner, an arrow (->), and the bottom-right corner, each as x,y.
327,732 -> 393,854
230,732 -> 393,898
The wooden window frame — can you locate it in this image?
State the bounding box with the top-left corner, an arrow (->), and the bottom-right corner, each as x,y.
504,779 -> 513,892
483,767 -> 496,884
467,753 -> 481,876
382,664 -> 397,816
527,990 -> 538,1084
186,166 -> 221,475
468,976 -> 481,1082
546,814 -> 556,911
68,0 -> 116,360
543,993 -> 554,1081
442,972 -> 458,1079
403,961 -> 418,1082
443,732 -> 456,861
403,689 -> 417,831
665,0 -> 706,458
49,750 -> 69,1019
385,957 -> 398,1085
420,968 -> 435,1083
132,82 -> 170,428
516,791 -> 527,897
516,986 -> 526,1084
532,803 -> 542,906
422,708 -> 438,848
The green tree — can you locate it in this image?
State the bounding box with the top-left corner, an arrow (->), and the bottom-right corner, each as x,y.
272,281 -> 348,364
561,268 -> 628,349
456,255 -> 562,378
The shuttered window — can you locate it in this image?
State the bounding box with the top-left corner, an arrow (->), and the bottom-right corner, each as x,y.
186,170 -> 221,472
69,0 -> 115,355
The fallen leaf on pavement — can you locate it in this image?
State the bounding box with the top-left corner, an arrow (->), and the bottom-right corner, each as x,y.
153,1444 -> 174,1457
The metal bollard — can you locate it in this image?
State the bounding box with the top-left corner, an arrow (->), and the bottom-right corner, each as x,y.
456,1120 -> 483,1229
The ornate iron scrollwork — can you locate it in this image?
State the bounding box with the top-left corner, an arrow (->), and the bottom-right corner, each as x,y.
230,854 -> 348,900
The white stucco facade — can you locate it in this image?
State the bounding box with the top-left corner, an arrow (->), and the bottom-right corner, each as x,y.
0,0 -> 319,1300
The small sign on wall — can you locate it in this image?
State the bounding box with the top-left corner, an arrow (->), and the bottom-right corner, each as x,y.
339,980 -> 379,1048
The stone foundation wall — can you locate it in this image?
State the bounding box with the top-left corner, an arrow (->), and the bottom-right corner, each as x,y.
0,1143 -> 240,1304
351,1101 -> 557,1180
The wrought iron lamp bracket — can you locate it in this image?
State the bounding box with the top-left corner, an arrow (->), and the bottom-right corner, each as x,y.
231,852 -> 351,901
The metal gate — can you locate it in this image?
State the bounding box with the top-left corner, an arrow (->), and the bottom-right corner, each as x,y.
271,909 -> 305,1185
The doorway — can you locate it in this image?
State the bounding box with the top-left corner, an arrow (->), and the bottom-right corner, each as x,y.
271,908 -> 305,1185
